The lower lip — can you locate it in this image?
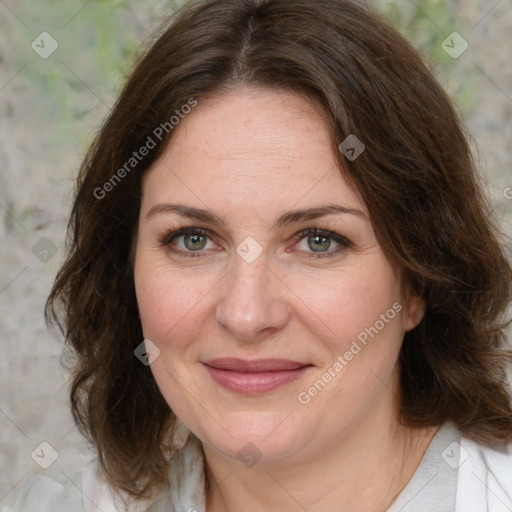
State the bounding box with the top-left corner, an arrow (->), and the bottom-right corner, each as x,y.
203,365 -> 312,394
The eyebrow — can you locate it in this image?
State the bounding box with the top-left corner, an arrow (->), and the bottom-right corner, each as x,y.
145,203 -> 367,227
274,204 -> 367,227
146,203 -> 225,225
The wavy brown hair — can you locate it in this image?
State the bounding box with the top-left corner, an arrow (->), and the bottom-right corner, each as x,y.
45,0 -> 512,504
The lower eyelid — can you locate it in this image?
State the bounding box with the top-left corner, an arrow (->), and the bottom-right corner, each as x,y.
293,243 -> 347,258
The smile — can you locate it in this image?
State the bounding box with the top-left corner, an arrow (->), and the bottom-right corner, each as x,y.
202,358 -> 314,394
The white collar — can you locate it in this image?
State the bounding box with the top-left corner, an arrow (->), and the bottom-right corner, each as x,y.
145,422 -> 206,512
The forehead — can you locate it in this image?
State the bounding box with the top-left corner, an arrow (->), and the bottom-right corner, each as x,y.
141,87 -> 366,217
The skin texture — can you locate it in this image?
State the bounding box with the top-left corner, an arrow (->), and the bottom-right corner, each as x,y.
134,87 -> 437,512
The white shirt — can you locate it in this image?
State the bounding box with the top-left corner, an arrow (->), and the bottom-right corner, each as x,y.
3,423 -> 512,512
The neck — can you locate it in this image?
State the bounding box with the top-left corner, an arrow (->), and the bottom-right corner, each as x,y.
203,401 -> 438,512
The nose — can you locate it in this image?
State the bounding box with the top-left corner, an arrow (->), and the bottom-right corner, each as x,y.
215,254 -> 290,343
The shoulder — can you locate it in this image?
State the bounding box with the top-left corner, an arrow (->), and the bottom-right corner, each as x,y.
456,434 -> 512,511
1,460 -> 147,512
1,432 -> 204,512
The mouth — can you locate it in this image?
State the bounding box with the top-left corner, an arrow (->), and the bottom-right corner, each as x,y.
202,358 -> 314,394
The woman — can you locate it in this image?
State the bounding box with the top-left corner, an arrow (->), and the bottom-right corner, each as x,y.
6,0 -> 512,511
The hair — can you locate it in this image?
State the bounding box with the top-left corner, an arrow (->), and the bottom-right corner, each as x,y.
45,0 -> 512,504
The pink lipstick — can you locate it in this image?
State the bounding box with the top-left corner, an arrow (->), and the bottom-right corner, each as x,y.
202,358 -> 313,394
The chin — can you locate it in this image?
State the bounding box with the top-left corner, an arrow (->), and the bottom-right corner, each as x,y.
198,410 -> 307,463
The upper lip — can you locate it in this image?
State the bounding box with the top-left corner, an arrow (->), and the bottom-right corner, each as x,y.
203,358 -> 311,373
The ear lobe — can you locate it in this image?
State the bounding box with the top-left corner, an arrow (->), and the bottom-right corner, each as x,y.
402,292 -> 426,332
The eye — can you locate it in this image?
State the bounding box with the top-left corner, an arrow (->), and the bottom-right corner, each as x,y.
158,227 -> 219,257
157,226 -> 352,259
292,228 -> 352,258
181,232 -> 208,251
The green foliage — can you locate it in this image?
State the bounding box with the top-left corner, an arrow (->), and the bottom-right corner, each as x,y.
374,0 -> 477,114
9,0 -> 477,152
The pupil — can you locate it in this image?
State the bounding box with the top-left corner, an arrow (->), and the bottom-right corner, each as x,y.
308,235 -> 330,252
185,234 -> 207,250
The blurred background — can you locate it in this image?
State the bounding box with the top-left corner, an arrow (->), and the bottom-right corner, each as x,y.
1,0 -> 511,506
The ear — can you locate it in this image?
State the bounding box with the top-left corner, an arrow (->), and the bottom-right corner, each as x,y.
402,289 -> 426,332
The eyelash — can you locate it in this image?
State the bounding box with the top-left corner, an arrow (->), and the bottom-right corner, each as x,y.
157,227 -> 353,259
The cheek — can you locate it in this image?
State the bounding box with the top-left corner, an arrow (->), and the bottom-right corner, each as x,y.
293,265 -> 405,426
287,260 -> 403,349
134,257 -> 217,346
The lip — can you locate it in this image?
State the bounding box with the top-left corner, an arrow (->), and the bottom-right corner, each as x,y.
202,358 -> 313,394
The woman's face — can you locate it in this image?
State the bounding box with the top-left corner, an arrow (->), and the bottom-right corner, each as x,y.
134,87 -> 424,464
